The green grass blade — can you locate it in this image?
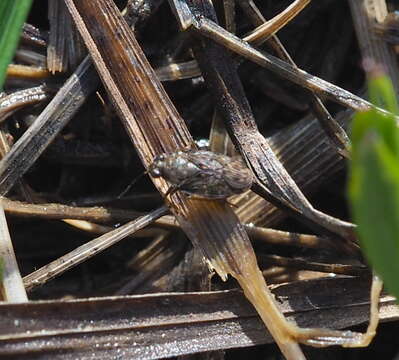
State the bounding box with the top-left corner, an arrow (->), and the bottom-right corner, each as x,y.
0,0 -> 33,89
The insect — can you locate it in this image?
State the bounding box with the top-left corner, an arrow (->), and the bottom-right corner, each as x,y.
149,150 -> 254,199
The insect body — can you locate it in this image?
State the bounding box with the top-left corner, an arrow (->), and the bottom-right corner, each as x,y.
149,150 -> 253,199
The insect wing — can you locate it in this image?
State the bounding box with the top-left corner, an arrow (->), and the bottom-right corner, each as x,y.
184,150 -> 224,173
223,160 -> 253,192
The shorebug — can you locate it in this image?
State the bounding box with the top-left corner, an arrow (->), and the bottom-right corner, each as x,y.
149,150 -> 253,199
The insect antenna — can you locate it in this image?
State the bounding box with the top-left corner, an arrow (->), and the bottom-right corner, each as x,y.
117,170 -> 149,199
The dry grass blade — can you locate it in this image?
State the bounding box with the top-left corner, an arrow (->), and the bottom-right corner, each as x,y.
23,205 -> 168,291
0,201 -> 27,302
47,0 -> 70,73
116,232 -> 185,295
243,0 -> 310,44
0,85 -> 50,123
3,197 -> 338,250
235,109 -> 354,227
21,23 -> 47,48
238,0 -> 351,157
6,64 -> 50,80
221,0 -> 235,33
245,226 -> 338,250
192,17 -> 388,114
60,218 -> 165,238
155,59 -> 201,81
0,277 -> 396,359
2,198 -> 143,222
209,110 -> 236,155
349,0 -> 399,92
47,0 -> 85,73
0,57 -> 99,196
258,254 -> 368,276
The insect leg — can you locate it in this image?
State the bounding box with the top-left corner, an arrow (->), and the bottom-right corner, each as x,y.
164,176 -> 196,199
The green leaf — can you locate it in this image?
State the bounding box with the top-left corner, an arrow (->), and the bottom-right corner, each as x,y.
349,73 -> 399,298
351,108 -> 399,159
350,123 -> 399,296
368,73 -> 399,115
0,0 -> 33,89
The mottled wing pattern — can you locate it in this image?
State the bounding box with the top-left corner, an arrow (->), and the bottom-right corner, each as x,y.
174,151 -> 223,197
223,159 -> 254,191
183,150 -> 224,172
179,151 -> 253,197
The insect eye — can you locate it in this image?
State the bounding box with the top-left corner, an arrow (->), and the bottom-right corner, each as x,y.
154,154 -> 165,161
150,167 -> 162,177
